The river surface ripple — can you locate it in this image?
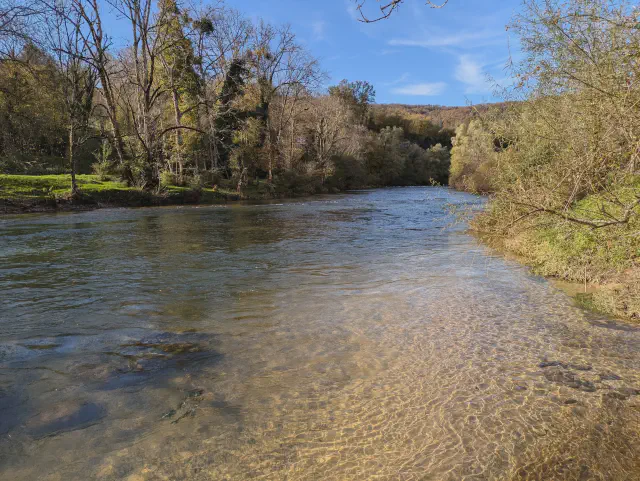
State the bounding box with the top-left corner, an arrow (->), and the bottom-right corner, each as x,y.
0,187 -> 639,480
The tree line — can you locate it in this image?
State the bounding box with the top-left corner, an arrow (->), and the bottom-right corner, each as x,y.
0,0 -> 452,197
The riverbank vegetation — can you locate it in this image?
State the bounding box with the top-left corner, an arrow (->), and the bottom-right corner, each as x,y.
450,0 -> 640,319
0,0 -> 453,211
0,174 -> 278,213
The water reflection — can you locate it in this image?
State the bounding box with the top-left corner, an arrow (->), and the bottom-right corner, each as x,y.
0,187 -> 639,480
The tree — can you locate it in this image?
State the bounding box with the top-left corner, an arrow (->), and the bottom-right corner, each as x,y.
213,56 -> 250,172
157,0 -> 200,180
449,119 -> 494,193
306,94 -> 354,181
188,4 -> 251,171
70,0 -> 130,182
0,1 -> 40,61
248,21 -> 321,182
471,0 -> 640,231
0,44 -> 67,172
329,79 -> 375,125
44,0 -> 97,195
109,0 -> 203,189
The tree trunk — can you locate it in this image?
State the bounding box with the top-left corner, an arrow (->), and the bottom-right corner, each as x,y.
98,73 -> 132,184
237,166 -> 247,193
171,88 -> 184,180
70,126 -> 77,191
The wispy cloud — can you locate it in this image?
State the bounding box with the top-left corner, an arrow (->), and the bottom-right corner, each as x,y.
391,82 -> 446,96
382,72 -> 410,86
346,0 -> 360,21
454,55 -> 491,94
389,29 -> 505,49
312,20 -> 326,41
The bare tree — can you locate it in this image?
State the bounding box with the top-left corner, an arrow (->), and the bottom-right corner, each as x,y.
110,0 -> 167,188
70,0 -> 131,182
43,0 -> 96,195
0,0 -> 41,61
306,95 -> 353,181
249,21 -> 321,181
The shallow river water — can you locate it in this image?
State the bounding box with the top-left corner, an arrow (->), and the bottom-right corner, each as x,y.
1,187 -> 639,481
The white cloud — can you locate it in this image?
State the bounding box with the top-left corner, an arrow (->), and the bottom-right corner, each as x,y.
391,82 -> 446,96
312,20 -> 326,41
454,55 -> 491,93
382,72 -> 410,86
389,29 -> 504,49
346,1 -> 360,21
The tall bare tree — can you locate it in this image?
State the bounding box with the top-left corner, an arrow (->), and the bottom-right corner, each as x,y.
249,21 -> 321,181
44,0 -> 96,195
70,0 -> 131,182
188,4 -> 251,171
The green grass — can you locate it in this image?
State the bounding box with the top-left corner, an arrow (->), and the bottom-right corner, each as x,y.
0,174 -> 283,212
0,174 -> 324,215
0,174 -> 133,200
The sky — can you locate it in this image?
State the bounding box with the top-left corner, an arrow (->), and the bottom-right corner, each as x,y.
224,0 -> 523,106
99,0 -> 524,107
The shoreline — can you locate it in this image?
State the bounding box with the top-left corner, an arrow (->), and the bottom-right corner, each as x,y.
472,229 -> 639,323
0,173 -> 347,216
0,184 -> 344,216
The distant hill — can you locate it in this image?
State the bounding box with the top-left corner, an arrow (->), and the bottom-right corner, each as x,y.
372,103 -> 510,130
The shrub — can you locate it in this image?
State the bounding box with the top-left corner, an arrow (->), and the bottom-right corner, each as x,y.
160,170 -> 178,187
187,174 -> 204,191
91,161 -> 112,181
91,140 -> 114,181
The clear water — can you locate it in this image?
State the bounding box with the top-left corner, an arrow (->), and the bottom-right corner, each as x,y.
0,187 -> 639,480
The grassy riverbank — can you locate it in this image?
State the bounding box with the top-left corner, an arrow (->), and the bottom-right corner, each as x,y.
0,174 -> 328,214
472,188 -> 640,321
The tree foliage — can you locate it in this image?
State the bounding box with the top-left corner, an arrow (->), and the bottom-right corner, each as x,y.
0,0 -> 453,194
472,0 -> 640,230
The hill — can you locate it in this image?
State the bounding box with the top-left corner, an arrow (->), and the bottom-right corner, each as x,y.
372,102 -> 510,130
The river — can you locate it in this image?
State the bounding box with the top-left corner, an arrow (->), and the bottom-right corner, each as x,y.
0,187 -> 639,480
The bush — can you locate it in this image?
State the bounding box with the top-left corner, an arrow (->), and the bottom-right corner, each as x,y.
187,174 -> 204,191
329,155 -> 368,190
91,140 -> 114,181
199,169 -> 225,187
0,154 -> 66,175
468,0 -> 640,320
276,169 -> 323,196
91,161 -> 112,181
160,170 -> 178,187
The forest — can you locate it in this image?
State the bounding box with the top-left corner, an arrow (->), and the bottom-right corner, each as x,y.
0,0 -> 454,206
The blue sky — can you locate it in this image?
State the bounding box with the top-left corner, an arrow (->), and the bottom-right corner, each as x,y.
225,0 -> 522,106
100,0 -> 523,106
